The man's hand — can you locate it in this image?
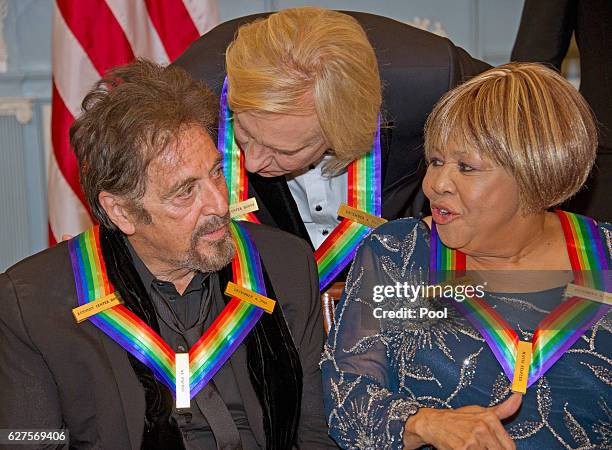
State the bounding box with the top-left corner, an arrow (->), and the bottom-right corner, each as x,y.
403,393 -> 522,450
61,234 -> 74,242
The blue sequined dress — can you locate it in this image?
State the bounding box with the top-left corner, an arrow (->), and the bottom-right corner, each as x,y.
321,218 -> 611,449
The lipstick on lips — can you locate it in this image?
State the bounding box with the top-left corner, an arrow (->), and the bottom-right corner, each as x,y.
431,205 -> 459,225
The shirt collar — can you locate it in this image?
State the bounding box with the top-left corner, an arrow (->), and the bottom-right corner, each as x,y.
124,237 -> 209,294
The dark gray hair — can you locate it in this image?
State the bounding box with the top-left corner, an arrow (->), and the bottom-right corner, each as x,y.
70,58 -> 219,229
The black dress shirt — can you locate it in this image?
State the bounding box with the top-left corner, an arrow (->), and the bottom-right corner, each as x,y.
127,241 -> 261,449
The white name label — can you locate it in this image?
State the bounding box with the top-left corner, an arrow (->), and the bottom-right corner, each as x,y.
229,197 -> 259,218
175,353 -> 190,408
565,283 -> 612,305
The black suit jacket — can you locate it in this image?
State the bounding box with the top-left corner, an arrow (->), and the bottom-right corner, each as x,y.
173,11 -> 489,246
0,223 -> 334,449
512,0 -> 612,150
511,0 -> 612,221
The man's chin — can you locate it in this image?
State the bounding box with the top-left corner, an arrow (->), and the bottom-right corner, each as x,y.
190,235 -> 235,272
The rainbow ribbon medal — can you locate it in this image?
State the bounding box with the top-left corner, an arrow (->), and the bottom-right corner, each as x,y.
68,221 -> 267,403
218,78 -> 260,224
429,210 -> 610,390
219,77 -> 382,290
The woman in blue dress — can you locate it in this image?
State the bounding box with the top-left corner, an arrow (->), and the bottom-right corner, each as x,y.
322,63 -> 611,449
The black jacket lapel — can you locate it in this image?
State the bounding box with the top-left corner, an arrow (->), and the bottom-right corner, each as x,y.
219,265 -> 302,450
99,334 -> 146,450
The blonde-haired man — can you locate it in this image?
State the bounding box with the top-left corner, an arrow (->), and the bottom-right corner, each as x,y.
175,6 -> 488,265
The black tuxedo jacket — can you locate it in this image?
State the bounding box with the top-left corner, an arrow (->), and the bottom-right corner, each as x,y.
173,11 -> 489,247
0,223 -> 334,449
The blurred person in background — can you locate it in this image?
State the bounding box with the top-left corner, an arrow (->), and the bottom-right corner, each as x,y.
512,0 -> 612,221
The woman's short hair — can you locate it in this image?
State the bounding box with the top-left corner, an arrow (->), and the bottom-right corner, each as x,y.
424,62 -> 597,212
70,59 -> 218,230
225,7 -> 381,170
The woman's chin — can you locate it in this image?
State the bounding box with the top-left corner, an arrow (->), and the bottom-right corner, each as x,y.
436,226 -> 470,251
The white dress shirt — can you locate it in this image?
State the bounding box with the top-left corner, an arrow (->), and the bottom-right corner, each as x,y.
286,155 -> 348,249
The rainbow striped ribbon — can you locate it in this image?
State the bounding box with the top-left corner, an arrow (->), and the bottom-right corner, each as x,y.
68,221 -> 266,399
218,78 -> 259,223
218,77 -> 382,290
429,210 -> 610,388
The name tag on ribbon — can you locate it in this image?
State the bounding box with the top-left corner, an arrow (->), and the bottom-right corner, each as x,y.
565,283 -> 612,305
512,340 -> 532,394
230,197 -> 259,218
337,204 -> 387,229
175,353 -> 190,408
225,282 -> 276,314
72,293 -> 122,323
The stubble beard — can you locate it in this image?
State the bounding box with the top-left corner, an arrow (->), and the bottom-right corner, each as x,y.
185,214 -> 235,273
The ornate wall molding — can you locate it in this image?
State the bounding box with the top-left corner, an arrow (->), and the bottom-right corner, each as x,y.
0,0 -> 7,73
0,97 -> 33,124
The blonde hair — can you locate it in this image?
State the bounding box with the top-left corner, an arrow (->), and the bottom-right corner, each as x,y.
424,62 -> 597,212
226,7 -> 381,171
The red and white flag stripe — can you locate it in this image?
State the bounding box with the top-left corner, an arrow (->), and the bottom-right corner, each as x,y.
49,0 -> 219,244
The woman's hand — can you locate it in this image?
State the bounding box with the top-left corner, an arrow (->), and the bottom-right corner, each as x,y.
403,393 -> 522,450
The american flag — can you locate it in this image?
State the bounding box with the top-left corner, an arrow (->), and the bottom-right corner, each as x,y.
49,0 -> 219,244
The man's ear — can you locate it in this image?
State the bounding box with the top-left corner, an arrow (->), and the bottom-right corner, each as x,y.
98,192 -> 136,235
